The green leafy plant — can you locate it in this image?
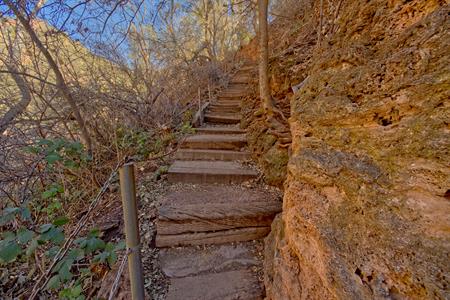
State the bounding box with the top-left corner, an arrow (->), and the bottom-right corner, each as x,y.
0,206 -> 31,226
37,183 -> 65,218
180,121 -> 195,134
116,127 -> 152,158
0,212 -> 124,298
25,138 -> 90,169
59,284 -> 85,300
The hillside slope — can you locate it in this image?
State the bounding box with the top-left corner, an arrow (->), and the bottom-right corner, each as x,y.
241,1 -> 449,299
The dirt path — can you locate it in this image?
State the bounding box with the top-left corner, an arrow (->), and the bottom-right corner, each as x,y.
151,67 -> 282,299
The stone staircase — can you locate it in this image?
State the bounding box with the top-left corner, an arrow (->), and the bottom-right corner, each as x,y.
156,66 -> 281,299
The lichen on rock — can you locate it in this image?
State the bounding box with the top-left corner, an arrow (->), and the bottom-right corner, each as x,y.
262,1 -> 450,299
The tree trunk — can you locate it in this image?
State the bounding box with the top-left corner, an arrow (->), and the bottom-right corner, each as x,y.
203,0 -> 215,61
0,62 -> 32,135
258,0 -> 274,117
5,0 -> 93,152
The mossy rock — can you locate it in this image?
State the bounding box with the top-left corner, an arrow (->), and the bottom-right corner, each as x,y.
260,145 -> 289,186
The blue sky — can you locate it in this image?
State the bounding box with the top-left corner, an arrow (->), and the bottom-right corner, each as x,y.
0,1 -> 242,63
1,0 -> 168,59
38,1 -> 156,54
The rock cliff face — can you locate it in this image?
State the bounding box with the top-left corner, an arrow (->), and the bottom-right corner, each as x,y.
263,1 -> 449,299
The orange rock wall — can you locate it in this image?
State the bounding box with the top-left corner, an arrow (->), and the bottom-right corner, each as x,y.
264,1 -> 449,299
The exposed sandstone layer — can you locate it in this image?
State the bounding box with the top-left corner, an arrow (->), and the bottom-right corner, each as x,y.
263,1 -> 450,299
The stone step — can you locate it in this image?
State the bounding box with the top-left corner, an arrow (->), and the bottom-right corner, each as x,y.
223,86 -> 248,92
218,89 -> 247,95
207,110 -> 241,115
204,113 -> 240,124
238,66 -> 255,72
157,184 -> 281,209
213,100 -> 241,105
227,82 -> 249,87
159,243 -> 261,278
158,201 -> 281,235
211,100 -> 241,106
175,149 -> 251,161
213,101 -> 241,107
217,97 -> 245,102
233,67 -> 253,77
156,227 -> 270,247
160,243 -> 264,299
165,269 -> 263,300
181,134 -> 246,150
218,93 -> 246,99
167,160 -> 258,184
194,127 -> 245,135
230,77 -> 252,84
234,69 -> 252,74
208,106 -> 240,113
156,185 -> 281,246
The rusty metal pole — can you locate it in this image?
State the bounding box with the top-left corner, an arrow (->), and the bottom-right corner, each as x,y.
119,163 -> 145,300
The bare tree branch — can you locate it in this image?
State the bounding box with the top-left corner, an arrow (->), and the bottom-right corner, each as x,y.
0,69 -> 56,86
0,62 -> 33,135
4,0 -> 93,152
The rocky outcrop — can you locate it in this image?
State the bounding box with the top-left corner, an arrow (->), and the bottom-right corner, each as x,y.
264,1 -> 449,299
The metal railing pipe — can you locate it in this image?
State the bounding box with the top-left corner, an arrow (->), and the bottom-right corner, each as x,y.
119,163 -> 145,300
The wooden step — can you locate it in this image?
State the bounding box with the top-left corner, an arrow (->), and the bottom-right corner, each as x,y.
204,114 -> 240,124
167,160 -> 258,184
159,243 -> 261,278
181,134 -> 246,150
175,149 -> 250,161
165,270 -> 263,300
194,127 -> 245,135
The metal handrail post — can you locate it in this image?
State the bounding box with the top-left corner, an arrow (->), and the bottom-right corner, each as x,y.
119,163 -> 145,300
